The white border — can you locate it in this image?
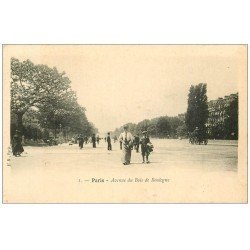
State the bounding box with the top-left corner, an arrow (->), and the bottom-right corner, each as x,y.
1,1 -> 249,250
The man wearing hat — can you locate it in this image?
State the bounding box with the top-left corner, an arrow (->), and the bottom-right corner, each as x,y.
133,133 -> 140,153
78,134 -> 84,149
92,134 -> 96,148
140,130 -> 151,164
107,132 -> 112,151
118,125 -> 133,165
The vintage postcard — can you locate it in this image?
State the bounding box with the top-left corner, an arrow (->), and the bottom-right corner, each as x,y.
2,44 -> 247,203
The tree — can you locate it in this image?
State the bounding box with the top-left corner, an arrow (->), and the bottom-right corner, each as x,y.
137,119 -> 150,133
224,96 -> 238,139
11,58 -> 98,142
156,117 -> 171,138
176,124 -> 188,138
185,83 -> 209,135
168,116 -> 184,137
37,90 -> 93,137
11,58 -> 71,131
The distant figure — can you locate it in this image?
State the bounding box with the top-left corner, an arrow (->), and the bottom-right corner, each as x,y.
96,135 -> 100,144
107,132 -> 112,151
192,127 -> 201,144
92,134 -> 96,148
12,130 -> 24,157
194,127 -> 199,137
69,137 -> 75,145
118,125 -> 133,165
113,135 -> 117,143
104,137 -> 107,143
84,136 -> 88,144
133,134 -> 140,153
140,131 -> 152,164
78,134 -> 84,149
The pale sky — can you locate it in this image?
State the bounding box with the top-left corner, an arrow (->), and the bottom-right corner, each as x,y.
4,45 -> 246,133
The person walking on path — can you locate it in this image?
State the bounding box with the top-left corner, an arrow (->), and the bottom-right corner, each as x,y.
140,131 -> 152,164
118,125 -> 133,165
78,134 -> 84,149
12,130 -> 24,157
84,136 -> 88,144
107,132 -> 112,151
92,134 -> 96,148
133,133 -> 140,153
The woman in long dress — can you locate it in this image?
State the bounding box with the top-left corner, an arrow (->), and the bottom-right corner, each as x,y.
12,130 -> 24,156
118,125 -> 133,165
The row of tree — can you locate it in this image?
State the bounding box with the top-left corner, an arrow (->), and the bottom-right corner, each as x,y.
11,58 -> 97,142
113,116 -> 187,139
113,83 -> 238,140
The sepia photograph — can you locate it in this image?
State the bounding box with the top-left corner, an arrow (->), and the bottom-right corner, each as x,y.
2,44 -> 247,203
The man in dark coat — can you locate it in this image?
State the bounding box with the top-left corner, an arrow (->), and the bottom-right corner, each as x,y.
78,134 -> 84,149
140,131 -> 151,164
133,134 -> 140,153
12,130 -> 24,156
92,134 -> 96,148
107,132 -> 112,150
84,136 -> 88,144
96,135 -> 100,144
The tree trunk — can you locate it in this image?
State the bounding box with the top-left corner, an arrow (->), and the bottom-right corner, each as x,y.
17,113 -> 24,132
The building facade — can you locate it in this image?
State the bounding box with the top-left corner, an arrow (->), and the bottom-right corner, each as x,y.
206,93 -> 238,138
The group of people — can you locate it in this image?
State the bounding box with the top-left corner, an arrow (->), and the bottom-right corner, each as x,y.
77,134 -> 99,149
75,125 -> 153,165
11,126 -> 154,166
117,125 -> 153,165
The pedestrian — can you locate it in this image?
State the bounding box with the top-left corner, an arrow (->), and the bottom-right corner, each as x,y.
12,130 -> 24,157
118,125 -> 133,165
78,134 -> 84,149
69,137 -> 75,145
193,127 -> 201,144
84,136 -> 88,144
96,135 -> 100,144
133,133 -> 140,153
107,132 -> 112,151
140,131 -> 152,164
92,134 -> 96,148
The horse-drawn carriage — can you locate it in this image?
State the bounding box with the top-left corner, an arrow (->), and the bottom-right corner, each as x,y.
189,129 -> 208,145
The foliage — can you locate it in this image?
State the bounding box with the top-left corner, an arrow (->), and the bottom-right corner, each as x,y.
10,58 -> 97,141
224,96 -> 238,139
176,124 -> 188,138
11,58 -> 70,115
113,115 -> 186,138
185,83 -> 209,134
